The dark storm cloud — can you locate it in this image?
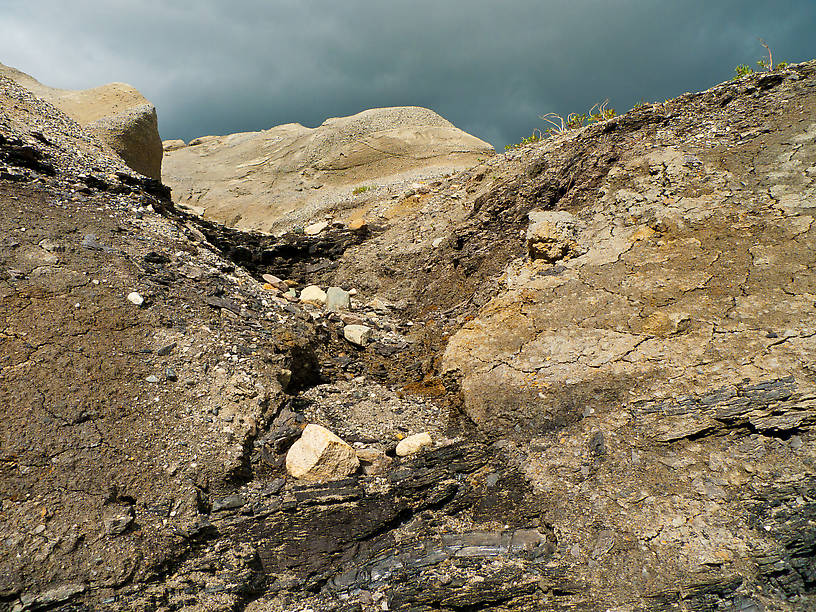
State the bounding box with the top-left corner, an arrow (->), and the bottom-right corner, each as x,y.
2,0 -> 815,149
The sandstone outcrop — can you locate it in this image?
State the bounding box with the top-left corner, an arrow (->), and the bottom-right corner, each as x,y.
0,62 -> 162,179
161,106 -> 494,231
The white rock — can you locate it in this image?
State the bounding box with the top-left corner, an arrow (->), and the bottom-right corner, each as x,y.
396,432 -> 433,457
343,324 -> 372,346
432,237 -> 445,248
300,285 -> 327,305
326,287 -> 351,311
286,424 -> 360,481
304,221 -> 329,235
127,292 -> 144,306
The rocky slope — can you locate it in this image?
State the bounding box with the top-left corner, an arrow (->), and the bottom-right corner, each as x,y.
161,106 -> 494,233
1,61 -> 815,612
0,63 -> 163,180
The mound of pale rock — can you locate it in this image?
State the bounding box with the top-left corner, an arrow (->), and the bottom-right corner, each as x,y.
0,62 -> 162,179
161,106 -> 494,231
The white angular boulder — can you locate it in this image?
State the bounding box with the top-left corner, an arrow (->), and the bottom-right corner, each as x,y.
326,287 -> 351,312
286,424 -> 360,481
343,324 -> 372,346
299,285 -> 327,305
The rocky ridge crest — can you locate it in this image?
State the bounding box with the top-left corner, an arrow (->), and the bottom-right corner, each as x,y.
0,62 -> 163,180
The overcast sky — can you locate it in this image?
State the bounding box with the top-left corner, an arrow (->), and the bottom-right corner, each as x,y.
2,1 -> 815,149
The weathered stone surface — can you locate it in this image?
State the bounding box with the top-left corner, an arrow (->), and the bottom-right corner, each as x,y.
161,106 -> 495,231
285,424 -> 360,481
304,220 -> 329,235
343,324 -> 372,345
355,447 -> 392,474
325,286 -> 350,311
348,218 -> 367,232
396,431 -> 433,456
86,104 -> 162,180
526,209 -> 583,261
299,284 -> 327,305
162,139 -> 186,152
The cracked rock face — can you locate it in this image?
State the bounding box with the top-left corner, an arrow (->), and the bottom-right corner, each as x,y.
441,112 -> 816,435
2,61 -> 816,612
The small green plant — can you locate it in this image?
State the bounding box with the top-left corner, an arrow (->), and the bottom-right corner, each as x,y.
352,185 -> 372,195
506,99 -> 617,149
632,98 -> 648,110
504,129 -> 545,150
589,99 -> 616,122
733,39 -> 789,79
734,64 -> 754,78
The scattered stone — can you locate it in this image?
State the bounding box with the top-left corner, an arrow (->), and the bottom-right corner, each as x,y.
396,432 -> 433,457
104,511 -> 134,536
304,221 -> 329,235
38,238 -> 64,252
212,494 -> 245,512
286,424 -> 360,481
343,324 -> 372,346
326,287 -> 351,312
348,218 -> 367,232
19,583 -> 86,609
145,375 -> 159,383
165,368 -> 177,382
262,273 -> 289,291
432,237 -> 445,248
277,368 -> 292,388
366,297 -> 391,312
264,478 -> 285,495
127,291 -> 144,306
355,448 -> 392,475
21,246 -> 59,266
300,285 -> 327,305
156,342 -> 176,356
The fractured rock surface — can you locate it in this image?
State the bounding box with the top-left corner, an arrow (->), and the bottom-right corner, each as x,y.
2,62 -> 816,612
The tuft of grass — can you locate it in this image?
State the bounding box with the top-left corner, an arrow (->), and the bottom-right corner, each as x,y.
352,185 -> 373,195
505,129 -> 545,150
505,99 -> 618,150
733,38 -> 789,80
